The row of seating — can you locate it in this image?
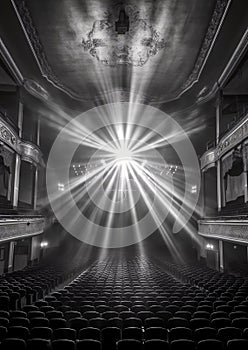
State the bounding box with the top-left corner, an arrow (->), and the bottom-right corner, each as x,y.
0,337 -> 247,350
1,312 -> 248,330
0,262 -> 86,311
1,256 -> 248,349
1,324 -> 248,342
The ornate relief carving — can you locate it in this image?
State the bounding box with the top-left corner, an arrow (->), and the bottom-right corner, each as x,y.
19,141 -> 44,166
12,0 -> 230,102
0,115 -> 44,166
199,219 -> 248,244
200,148 -> 217,171
217,114 -> 248,157
0,123 -> 16,149
0,217 -> 48,242
23,79 -> 49,101
82,4 -> 166,67
200,112 -> 248,168
180,0 -> 229,94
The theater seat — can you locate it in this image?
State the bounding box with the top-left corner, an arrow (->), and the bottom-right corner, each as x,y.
194,327 -> 217,342
79,327 -> 101,341
197,339 -> 224,350
76,339 -> 101,350
30,327 -> 53,340
122,327 -> 143,341
145,326 -> 167,340
227,339 -> 248,350
7,326 -> 30,340
0,338 -> 27,350
117,339 -> 143,350
218,327 -> 242,342
53,327 -> 76,340
102,327 -> 121,350
52,339 -> 75,350
169,327 -> 192,341
0,326 -> 7,341
144,339 -> 169,350
27,338 -> 51,350
232,318 -> 248,329
170,339 -> 195,350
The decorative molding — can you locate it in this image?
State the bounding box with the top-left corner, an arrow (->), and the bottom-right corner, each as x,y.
178,0 -> 231,97
19,141 -> 44,166
0,36 -> 24,85
200,111 -> 248,168
0,114 -> 44,166
82,4 -> 166,67
0,216 -> 48,242
197,27 -> 248,104
0,121 -> 17,150
23,79 -> 49,101
11,0 -> 86,101
200,148 -> 217,171
198,219 -> 248,244
217,112 -> 248,157
11,0 -> 230,103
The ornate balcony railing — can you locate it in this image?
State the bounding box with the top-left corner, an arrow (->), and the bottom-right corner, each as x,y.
0,215 -> 50,242
0,114 -> 44,166
200,110 -> 248,170
198,218 -> 248,244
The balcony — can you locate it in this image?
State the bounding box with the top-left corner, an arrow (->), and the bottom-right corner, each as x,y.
0,215 -> 51,242
198,218 -> 248,244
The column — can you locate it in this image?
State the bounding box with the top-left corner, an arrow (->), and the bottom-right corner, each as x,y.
216,93 -> 222,212
7,241 -> 15,272
219,240 -> 224,272
7,173 -> 12,201
243,143 -> 248,202
33,118 -> 40,210
33,167 -> 38,210
12,101 -> 23,207
201,171 -> 205,217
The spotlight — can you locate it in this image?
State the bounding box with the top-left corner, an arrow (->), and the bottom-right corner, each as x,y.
191,185 -> 197,193
58,183 -> 65,191
114,145 -> 133,165
206,243 -> 214,250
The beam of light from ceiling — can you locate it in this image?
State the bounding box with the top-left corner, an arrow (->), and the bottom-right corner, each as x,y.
47,102 -> 201,249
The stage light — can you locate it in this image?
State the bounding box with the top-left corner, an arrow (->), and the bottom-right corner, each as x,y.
47,102 -> 201,248
191,185 -> 197,193
206,243 -> 214,250
114,145 -> 133,165
58,183 -> 65,191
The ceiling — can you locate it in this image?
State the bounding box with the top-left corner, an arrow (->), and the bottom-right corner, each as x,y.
3,0 -> 243,105
224,51 -> 248,96
0,0 -> 247,156
12,0 -> 221,103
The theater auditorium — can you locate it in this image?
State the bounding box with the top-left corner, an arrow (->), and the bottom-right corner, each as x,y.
0,1 -> 248,349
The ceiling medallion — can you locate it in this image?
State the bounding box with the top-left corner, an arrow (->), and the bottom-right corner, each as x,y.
82,4 -> 166,67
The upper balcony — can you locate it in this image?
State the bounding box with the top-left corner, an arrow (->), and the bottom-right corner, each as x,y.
0,106 -> 44,167
201,106 -> 248,172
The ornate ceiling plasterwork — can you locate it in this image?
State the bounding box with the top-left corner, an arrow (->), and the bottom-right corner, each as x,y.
11,0 -> 230,103
82,4 -> 166,67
